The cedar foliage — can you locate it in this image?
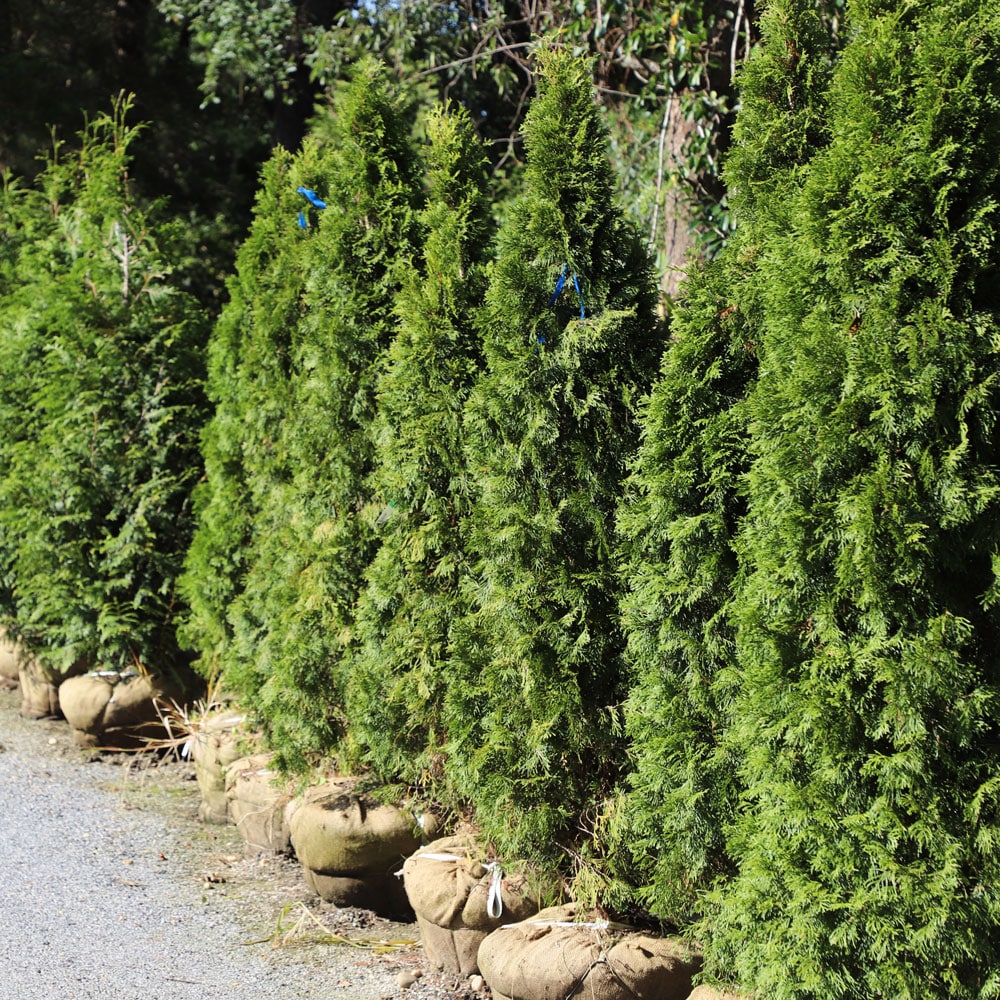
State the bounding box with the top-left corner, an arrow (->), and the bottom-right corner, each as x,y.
179,141 -> 330,680
346,104 -> 491,784
613,0 -> 841,922
228,59 -> 420,767
0,99 -> 208,679
705,1 -> 1000,995
447,49 -> 662,862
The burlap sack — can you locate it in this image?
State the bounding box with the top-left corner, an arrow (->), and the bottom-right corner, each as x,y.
59,672 -> 172,748
190,711 -> 245,824
303,869 -> 412,918
287,780 -> 431,876
287,779 -> 436,918
18,657 -> 61,719
225,753 -> 294,854
403,835 -> 541,975
478,904 -> 702,1000
685,987 -> 748,1000
0,629 -> 19,685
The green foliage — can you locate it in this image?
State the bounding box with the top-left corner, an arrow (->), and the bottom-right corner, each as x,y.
345,103 -> 492,785
156,0 -> 299,104
223,58 -> 420,767
612,263 -> 755,919
612,0 -> 841,922
0,98 -> 209,680
698,0 -> 1000,994
447,49 -> 662,863
178,142 -> 324,679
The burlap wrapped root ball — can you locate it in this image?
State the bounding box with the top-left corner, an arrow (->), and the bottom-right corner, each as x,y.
0,629 -> 19,688
478,904 -> 702,1000
403,835 -> 542,975
287,780 -> 438,919
18,655 -> 63,719
58,671 -> 177,747
225,752 -> 295,854
685,987 -> 750,1000
190,710 -> 246,823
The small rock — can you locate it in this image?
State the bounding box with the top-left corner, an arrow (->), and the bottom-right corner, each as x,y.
469,973 -> 485,991
397,969 -> 422,988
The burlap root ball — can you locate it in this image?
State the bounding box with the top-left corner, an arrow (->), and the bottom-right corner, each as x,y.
403,835 -> 541,976
190,711 -> 245,824
58,672 -> 174,748
225,753 -> 295,854
685,987 -> 750,1000
19,657 -> 62,719
478,904 -> 702,1000
0,629 -> 19,687
287,779 -> 437,918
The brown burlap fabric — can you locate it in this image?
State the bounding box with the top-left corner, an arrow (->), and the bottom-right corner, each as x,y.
686,986 -> 748,1000
303,869 -> 412,918
0,629 -> 18,684
58,672 -> 174,748
287,780 -> 430,875
402,835 -> 541,976
287,779 -> 435,919
225,753 -> 295,854
478,904 -> 702,1000
18,657 -> 60,719
191,711 -> 245,823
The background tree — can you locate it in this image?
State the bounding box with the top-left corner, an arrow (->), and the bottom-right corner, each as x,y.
0,0 -> 274,305
446,49 -> 662,868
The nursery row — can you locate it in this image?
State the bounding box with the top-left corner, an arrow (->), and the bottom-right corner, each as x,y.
4,2 -> 1000,996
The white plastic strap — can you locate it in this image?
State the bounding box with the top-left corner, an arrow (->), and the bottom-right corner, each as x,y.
484,862 -> 504,919
416,852 -> 465,862
500,919 -> 614,931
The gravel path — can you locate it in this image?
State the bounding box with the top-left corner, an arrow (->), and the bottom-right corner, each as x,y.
0,687 -> 475,1000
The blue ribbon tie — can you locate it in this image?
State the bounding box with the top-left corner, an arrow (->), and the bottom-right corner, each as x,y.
297,186 -> 327,209
548,264 -> 568,308
548,263 -> 585,319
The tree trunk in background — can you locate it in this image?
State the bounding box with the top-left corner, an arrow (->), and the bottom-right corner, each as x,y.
654,93 -> 699,303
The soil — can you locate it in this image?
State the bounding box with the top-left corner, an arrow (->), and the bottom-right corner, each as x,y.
0,683 -> 490,1000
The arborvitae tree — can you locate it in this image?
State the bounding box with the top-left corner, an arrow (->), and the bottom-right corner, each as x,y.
706,1 -> 1000,995
345,104 -> 491,784
0,99 -> 208,679
611,0 -> 841,921
447,49 -> 662,864
179,141 -> 331,682
230,58 -> 420,767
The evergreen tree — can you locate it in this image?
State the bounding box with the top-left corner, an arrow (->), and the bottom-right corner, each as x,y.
179,141 -> 330,681
707,1 -> 1000,994
447,48 -> 662,863
0,99 -> 209,680
346,104 -> 491,785
612,0 -> 841,921
230,58 -> 420,767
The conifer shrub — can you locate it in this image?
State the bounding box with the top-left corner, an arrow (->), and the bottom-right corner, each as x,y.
446,49 -> 662,864
703,1 -> 1000,995
611,0 -> 842,923
0,99 -> 209,681
345,103 -> 491,785
226,58 -> 421,767
179,140 -> 330,681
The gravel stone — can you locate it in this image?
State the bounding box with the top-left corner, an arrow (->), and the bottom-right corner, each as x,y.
0,687 -> 489,1000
